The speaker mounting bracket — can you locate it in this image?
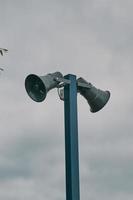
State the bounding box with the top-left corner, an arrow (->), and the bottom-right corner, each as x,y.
54,77 -> 71,88
77,82 -> 91,89
56,77 -> 92,101
55,77 -> 92,89
77,78 -> 92,89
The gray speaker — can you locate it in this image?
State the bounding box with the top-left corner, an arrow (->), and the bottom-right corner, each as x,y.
25,71 -> 63,102
77,77 -> 110,113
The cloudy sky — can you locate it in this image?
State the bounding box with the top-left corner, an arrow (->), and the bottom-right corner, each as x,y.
0,0 -> 133,199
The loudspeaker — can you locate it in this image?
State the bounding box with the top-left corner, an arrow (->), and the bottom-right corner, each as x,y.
77,77 -> 110,113
25,71 -> 63,102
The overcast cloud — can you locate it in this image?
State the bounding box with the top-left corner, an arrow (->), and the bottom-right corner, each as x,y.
0,0 -> 133,199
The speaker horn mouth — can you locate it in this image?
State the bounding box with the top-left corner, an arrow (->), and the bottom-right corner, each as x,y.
25,74 -> 47,102
90,90 -> 110,113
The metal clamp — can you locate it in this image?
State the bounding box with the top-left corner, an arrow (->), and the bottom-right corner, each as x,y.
54,77 -> 71,100
54,77 -> 71,88
77,82 -> 92,89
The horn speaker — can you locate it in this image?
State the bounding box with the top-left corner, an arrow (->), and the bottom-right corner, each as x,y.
25,71 -> 63,102
77,77 -> 110,113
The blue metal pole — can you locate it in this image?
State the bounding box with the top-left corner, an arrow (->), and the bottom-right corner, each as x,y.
64,74 -> 80,200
